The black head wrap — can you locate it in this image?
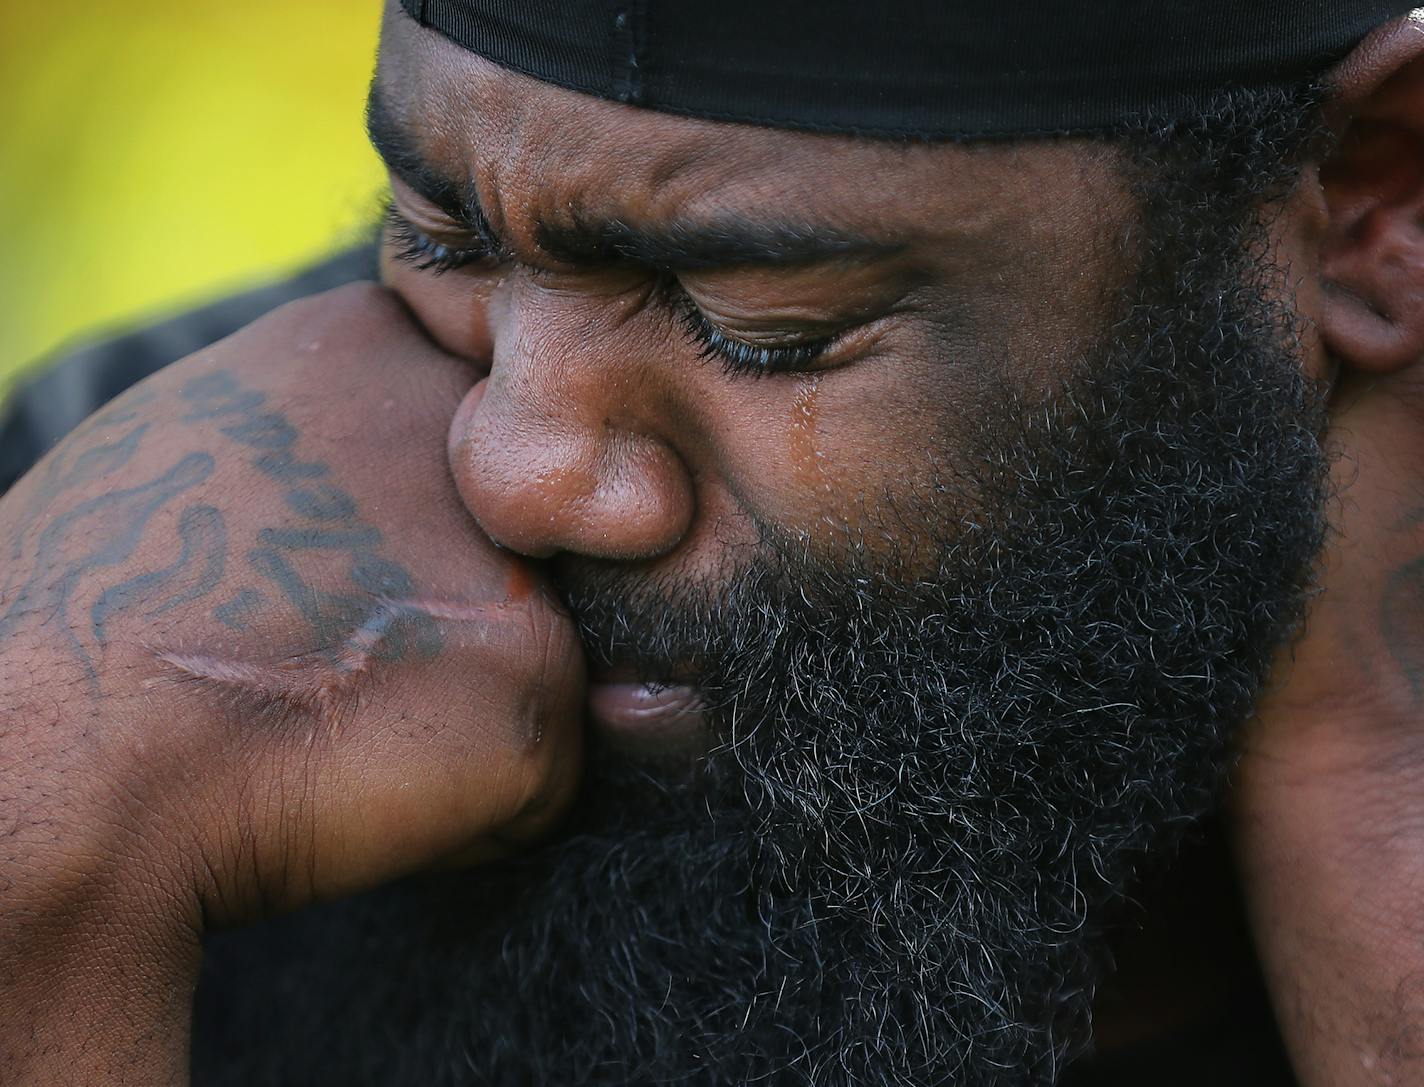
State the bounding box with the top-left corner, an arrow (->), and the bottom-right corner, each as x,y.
398,0 -> 1418,139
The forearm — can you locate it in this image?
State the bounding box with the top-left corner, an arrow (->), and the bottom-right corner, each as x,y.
0,823 -> 200,1086
0,284 -> 585,1082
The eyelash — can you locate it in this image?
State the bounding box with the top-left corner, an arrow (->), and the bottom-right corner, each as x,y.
385,205 -> 837,377
384,205 -> 492,275
665,284 -> 836,378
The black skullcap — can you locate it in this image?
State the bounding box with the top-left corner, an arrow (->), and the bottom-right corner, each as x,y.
397,0 -> 1418,139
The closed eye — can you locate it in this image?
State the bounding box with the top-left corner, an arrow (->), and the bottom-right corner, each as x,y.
662,281 -> 841,379
384,203 -> 496,275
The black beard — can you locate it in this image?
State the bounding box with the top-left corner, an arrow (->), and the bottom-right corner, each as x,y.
192,143 -> 1329,1087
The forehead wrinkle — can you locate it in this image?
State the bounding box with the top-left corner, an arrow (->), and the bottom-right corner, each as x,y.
378,7 -> 1136,277
381,29 -> 904,248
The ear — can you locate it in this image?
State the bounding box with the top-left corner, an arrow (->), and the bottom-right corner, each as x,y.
1318,12 -> 1424,375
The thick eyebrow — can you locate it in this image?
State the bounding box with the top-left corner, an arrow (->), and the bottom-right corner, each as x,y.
367,86 -> 503,251
535,216 -> 902,273
367,84 -> 901,273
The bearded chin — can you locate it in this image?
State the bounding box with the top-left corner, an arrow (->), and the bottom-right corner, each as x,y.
522,285 -> 1328,1083
192,163 -> 1329,1087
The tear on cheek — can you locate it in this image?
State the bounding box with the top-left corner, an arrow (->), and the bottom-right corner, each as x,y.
789,376 -> 831,494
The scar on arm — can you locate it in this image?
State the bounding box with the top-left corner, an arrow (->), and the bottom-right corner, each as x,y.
152,648 -> 363,727
149,597 -> 522,726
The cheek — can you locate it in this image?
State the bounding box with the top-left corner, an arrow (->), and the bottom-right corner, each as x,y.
701,362 -> 974,558
380,246 -> 501,365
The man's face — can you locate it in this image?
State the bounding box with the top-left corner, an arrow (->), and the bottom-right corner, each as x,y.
193,7 -> 1332,1085
370,6 -> 1138,592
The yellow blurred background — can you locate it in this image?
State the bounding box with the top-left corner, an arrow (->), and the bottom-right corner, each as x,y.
0,1 -> 388,393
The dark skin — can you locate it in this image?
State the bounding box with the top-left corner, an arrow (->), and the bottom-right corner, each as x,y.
2,4 -> 1423,1083
0,286 -> 584,1082
1234,17 -> 1424,1084
372,13 -> 1131,573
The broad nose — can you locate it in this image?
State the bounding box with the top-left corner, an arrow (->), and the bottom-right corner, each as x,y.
447,286 -> 695,562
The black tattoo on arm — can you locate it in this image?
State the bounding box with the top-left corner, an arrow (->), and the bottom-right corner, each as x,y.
90,505 -> 227,646
1,365 -> 445,688
178,369 -> 443,666
213,588 -> 266,632
7,422 -> 151,561
0,453 -> 214,685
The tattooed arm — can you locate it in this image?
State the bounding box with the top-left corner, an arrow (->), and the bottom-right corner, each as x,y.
0,284 -> 584,1084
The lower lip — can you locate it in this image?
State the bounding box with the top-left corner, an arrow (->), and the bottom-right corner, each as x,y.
585,682 -> 706,753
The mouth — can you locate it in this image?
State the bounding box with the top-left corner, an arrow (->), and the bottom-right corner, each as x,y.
585,667 -> 708,758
